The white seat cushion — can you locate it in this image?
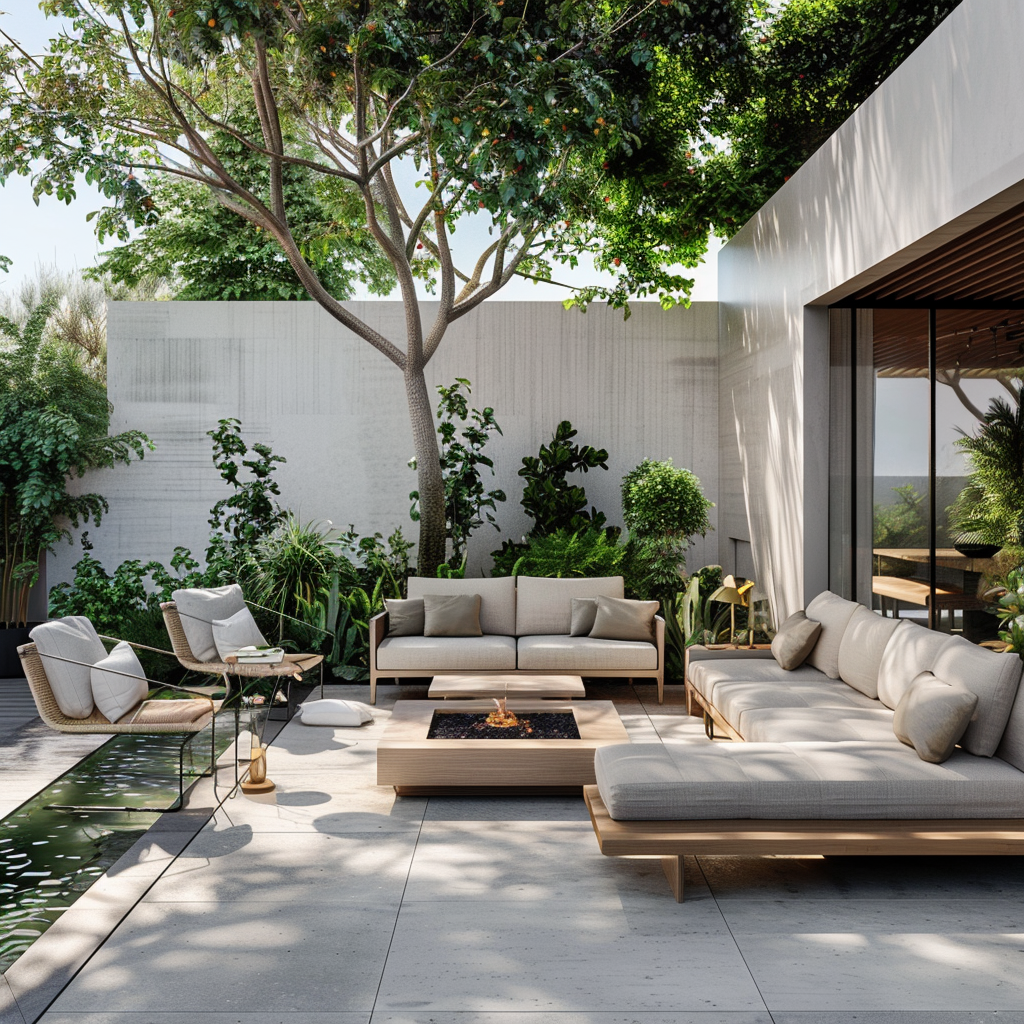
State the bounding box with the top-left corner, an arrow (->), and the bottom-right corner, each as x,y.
298,699 -> 373,726
90,641 -> 149,723
406,576 -> 516,636
172,584 -> 247,661
516,635 -> 657,671
376,635 -> 517,672
687,659 -> 834,703
29,616 -> 107,719
740,706 -> 898,744
515,576 -> 624,636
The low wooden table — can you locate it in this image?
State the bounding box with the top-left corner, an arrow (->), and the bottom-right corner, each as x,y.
377,699 -> 628,795
427,673 -> 586,700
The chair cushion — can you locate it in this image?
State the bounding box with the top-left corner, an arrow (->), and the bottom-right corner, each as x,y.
595,739 -> 1024,821
212,607 -> 268,660
804,591 -> 860,679
384,598 -> 424,637
930,637 -> 1022,757
91,641 -> 150,723
589,596 -> 658,642
893,672 -> 979,764
876,619 -> 955,710
172,584 -> 247,661
298,699 -> 373,726
516,635 -> 657,671
771,611 -> 821,670
124,699 -> 211,727
422,594 -> 483,637
570,597 -> 599,637
837,606 -> 902,699
514,576 -> 624,636
375,635 -> 517,671
29,616 -> 107,719
407,576 -> 516,636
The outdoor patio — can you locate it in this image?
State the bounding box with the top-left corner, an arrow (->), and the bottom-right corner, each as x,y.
3,681 -> 1024,1024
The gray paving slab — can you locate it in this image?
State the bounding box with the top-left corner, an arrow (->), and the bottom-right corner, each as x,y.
0,975 -> 26,1024
41,1015 -> 370,1023
375,897 -> 766,1013
145,830 -> 417,903
422,795 -> 590,822
772,1014 -> 1024,1024
718,899 -> 1024,1011
371,1016 -> 774,1024
45,901 -> 399,1014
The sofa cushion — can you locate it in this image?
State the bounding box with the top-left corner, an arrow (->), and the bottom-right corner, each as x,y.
91,641 -> 150,723
407,576 -> 516,636
384,598 -> 424,637
212,607 -> 268,660
771,611 -> 821,670
516,635 -> 657,671
892,672 -> 978,764
996,677 -> 1024,772
688,658 -> 840,704
514,576 -> 624,636
594,739 -> 1024,821
422,594 -> 483,637
876,620 -> 955,710
375,635 -> 516,672
570,597 -> 599,637
172,584 -> 247,662
837,606 -> 902,699
589,596 -> 658,642
804,591 -> 860,679
741,706 -> 898,744
930,637 -> 1022,757
30,616 -> 107,719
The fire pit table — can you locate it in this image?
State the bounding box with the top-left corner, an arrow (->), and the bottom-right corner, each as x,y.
377,699 -> 629,795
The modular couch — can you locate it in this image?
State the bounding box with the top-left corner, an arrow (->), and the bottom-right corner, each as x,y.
368,575 -> 665,704
586,590 -> 1024,900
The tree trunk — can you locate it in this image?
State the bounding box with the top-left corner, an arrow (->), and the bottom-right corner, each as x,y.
406,365 -> 446,576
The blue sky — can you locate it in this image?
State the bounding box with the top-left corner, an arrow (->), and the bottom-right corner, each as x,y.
0,4 -> 719,303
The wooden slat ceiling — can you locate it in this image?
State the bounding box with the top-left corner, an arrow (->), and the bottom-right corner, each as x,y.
850,198 -> 1024,306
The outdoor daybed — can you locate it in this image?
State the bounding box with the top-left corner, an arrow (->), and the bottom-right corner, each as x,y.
368,575 -> 665,704
585,590 -> 1024,900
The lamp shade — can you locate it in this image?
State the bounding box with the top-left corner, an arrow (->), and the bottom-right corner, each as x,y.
710,575 -> 745,606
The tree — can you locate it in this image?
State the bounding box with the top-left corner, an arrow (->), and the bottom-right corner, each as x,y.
0,1 -> 959,573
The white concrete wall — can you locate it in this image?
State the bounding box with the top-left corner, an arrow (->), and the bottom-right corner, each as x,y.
50,300 -> 719,586
718,0 -> 1024,616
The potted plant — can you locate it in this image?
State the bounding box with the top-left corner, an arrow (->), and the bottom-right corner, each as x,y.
0,301 -> 150,673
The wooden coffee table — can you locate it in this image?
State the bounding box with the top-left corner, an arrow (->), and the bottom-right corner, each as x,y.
427,673 -> 586,700
377,699 -> 628,795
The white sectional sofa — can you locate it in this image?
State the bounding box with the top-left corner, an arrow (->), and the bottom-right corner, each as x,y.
368,575 -> 665,703
585,590 -> 1024,900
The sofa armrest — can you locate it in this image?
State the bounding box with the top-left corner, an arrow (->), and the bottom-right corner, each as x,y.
369,611 -> 388,671
655,615 -> 666,663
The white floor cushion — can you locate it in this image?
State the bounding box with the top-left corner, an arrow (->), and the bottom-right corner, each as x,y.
298,699 -> 373,726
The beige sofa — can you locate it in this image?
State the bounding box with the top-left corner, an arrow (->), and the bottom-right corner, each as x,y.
368,575 -> 665,704
586,590 -> 1024,900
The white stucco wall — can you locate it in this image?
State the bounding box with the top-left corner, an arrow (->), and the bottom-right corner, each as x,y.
50,300 -> 719,586
718,0 -> 1024,616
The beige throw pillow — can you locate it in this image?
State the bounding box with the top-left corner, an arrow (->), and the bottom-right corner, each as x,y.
893,672 -> 979,764
385,598 -> 425,637
589,595 -> 658,642
422,594 -> 483,637
212,607 -> 268,660
771,611 -> 822,670
570,597 -> 599,637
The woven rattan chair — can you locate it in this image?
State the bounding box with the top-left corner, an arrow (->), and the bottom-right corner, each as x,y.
18,639 -> 223,813
160,601 -> 323,716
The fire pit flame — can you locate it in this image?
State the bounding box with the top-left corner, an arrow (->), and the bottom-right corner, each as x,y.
485,695 -> 521,729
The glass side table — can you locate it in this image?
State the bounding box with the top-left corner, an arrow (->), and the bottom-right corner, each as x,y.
237,701 -> 276,794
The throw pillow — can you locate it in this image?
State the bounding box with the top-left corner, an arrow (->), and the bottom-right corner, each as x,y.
212,607 -> 269,660
90,641 -> 150,723
29,616 -> 107,719
171,584 -> 247,662
298,699 -> 374,726
588,595 -> 658,642
570,597 -> 599,637
422,594 -> 483,637
771,611 -> 822,670
385,597 -> 425,637
893,671 -> 979,764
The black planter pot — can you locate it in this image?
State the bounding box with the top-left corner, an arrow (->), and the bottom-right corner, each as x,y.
0,623 -> 42,678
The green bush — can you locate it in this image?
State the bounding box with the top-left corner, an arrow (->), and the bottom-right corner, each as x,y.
490,527 -> 623,579
621,459 -> 713,542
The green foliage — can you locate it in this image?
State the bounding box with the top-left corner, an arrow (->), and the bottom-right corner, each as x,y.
490,527 -> 624,580
622,459 -> 713,540
678,566 -> 731,646
0,301 -> 152,627
874,483 -> 928,548
993,567 -> 1024,659
409,379 -> 505,567
948,392 -> 1024,547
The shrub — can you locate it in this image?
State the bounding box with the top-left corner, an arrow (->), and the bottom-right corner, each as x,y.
490,527 -> 623,579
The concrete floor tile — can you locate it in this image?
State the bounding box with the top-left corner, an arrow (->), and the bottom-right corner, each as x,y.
41,1014 -> 370,1023
699,854 -> 1024,901
0,976 -> 26,1024
145,831 -> 416,903
617,714 -> 661,742
771,1014 -> 1024,1024
650,717 -> 710,741
407,822 -> 711,902
372,1015 -> 773,1024
47,901 -> 398,1013
376,898 -> 764,1013
720,899 -> 1024,1011
422,794 -> 590,822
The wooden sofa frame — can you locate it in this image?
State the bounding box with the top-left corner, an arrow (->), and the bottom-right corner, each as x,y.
368,611 -> 666,705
